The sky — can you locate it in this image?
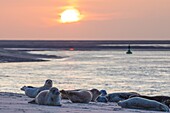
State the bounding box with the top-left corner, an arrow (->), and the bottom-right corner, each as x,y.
0,0 -> 170,40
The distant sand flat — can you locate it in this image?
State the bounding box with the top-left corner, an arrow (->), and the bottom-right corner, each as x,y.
0,49 -> 63,63
0,92 -> 164,113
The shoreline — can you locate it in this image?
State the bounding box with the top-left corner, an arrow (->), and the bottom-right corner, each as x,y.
0,92 -> 163,113
1,46 -> 170,63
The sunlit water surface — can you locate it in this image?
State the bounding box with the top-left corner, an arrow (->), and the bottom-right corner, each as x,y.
0,50 -> 170,95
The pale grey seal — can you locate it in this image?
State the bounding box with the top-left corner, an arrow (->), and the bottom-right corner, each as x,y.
21,79 -> 52,98
118,97 -> 169,112
130,95 -> 170,107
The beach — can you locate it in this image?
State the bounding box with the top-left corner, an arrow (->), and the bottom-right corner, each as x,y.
1,0 -> 170,111
0,40 -> 170,113
0,92 -> 165,113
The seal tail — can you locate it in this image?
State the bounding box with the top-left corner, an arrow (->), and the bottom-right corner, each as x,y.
28,99 -> 36,104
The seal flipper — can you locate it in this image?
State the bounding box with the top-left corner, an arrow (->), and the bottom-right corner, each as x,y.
28,99 -> 36,104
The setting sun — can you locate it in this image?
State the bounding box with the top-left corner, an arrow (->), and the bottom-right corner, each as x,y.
60,8 -> 82,23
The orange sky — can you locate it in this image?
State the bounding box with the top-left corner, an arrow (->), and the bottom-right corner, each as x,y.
0,0 -> 170,40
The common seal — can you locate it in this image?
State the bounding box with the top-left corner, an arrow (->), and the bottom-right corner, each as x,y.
21,79 -> 53,98
60,88 -> 101,103
61,88 -> 101,102
130,95 -> 170,107
61,89 -> 83,99
28,87 -> 62,106
106,92 -> 140,102
97,90 -> 108,103
118,97 -> 169,112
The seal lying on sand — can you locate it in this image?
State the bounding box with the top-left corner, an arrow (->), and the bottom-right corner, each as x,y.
61,89 -> 83,99
130,95 -> 170,107
118,97 -> 169,112
21,79 -> 52,98
107,92 -> 140,102
97,90 -> 108,103
28,87 -> 62,106
60,89 -> 101,103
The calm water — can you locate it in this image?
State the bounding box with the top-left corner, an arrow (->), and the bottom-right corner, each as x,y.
0,50 -> 170,95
